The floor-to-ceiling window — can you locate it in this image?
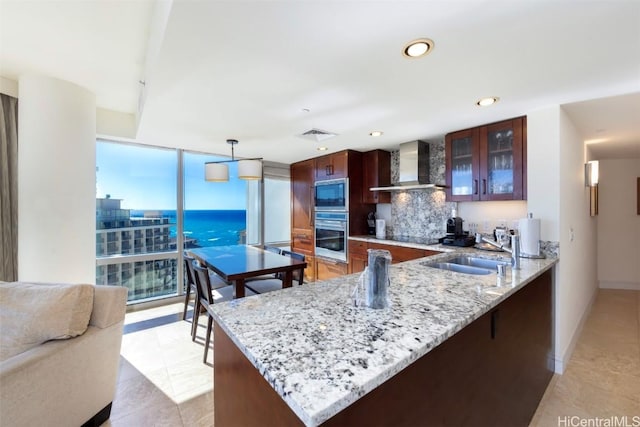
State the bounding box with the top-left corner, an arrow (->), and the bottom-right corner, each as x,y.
96,140 -> 291,304
183,151 -> 250,248
95,141 -> 178,302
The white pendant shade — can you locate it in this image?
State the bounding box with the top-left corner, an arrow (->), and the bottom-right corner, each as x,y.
238,159 -> 263,180
205,162 -> 229,182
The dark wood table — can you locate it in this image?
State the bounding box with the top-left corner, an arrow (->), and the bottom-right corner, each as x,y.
188,245 -> 307,299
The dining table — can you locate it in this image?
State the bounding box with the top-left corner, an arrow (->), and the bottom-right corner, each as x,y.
187,245 -> 307,299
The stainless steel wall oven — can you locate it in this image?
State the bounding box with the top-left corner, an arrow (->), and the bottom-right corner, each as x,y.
314,211 -> 348,262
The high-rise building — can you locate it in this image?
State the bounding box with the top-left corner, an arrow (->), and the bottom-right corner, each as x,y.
96,197 -> 176,301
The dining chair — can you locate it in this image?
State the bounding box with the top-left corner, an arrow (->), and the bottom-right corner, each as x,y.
244,245 -> 283,283
193,264 -> 217,364
281,250 -> 306,286
244,249 -> 306,295
182,254 -> 198,322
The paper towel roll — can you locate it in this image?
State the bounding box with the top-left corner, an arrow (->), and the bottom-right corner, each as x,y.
519,217 -> 540,256
375,219 -> 386,239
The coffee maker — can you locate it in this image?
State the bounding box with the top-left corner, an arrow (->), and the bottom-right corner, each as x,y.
440,216 -> 475,247
446,217 -> 464,236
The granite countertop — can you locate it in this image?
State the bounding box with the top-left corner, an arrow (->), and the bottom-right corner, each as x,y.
210,247 -> 558,426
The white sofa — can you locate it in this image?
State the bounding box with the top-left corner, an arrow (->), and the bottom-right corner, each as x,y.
0,283 -> 128,427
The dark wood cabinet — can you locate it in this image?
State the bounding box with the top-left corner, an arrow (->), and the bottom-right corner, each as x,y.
348,240 -> 441,274
446,116 -> 526,202
315,257 -> 348,280
348,240 -> 369,274
290,159 -> 315,282
362,150 -> 391,204
214,269 -> 553,427
315,151 -> 348,180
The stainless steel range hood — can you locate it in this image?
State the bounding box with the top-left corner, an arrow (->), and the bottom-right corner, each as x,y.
370,140 -> 445,191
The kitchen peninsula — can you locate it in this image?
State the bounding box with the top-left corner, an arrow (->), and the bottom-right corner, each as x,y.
210,245 -> 557,426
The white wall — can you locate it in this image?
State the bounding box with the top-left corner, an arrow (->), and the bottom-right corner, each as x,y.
527,107 -> 561,241
527,106 -> 598,373
18,75 -> 96,283
0,76 -> 18,97
458,200 -> 527,233
97,108 -> 136,139
598,158 -> 640,289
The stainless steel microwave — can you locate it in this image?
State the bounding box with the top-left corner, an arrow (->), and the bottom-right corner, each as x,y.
314,178 -> 348,211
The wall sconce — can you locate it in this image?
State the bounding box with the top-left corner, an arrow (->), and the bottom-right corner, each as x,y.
585,160 -> 599,216
205,139 -> 263,182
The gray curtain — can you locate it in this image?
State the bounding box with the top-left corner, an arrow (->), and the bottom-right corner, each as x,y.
0,93 -> 18,281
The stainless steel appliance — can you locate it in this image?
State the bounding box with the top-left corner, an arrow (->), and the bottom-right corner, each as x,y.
314,178 -> 348,211
314,211 -> 348,262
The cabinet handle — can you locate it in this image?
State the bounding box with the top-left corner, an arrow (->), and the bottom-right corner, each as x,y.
491,309 -> 499,339
473,179 -> 478,195
326,165 -> 331,176
482,179 -> 487,195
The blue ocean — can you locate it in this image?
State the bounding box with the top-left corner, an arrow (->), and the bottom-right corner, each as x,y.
131,210 -> 247,247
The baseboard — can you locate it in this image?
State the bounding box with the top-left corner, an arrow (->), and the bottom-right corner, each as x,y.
599,281 -> 640,290
81,402 -> 112,427
553,287 -> 598,374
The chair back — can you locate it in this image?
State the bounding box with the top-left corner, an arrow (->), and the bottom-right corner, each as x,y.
184,255 -> 197,290
193,265 -> 215,306
282,250 -> 306,285
264,245 -> 282,255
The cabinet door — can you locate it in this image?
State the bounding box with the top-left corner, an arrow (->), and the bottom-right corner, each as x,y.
445,128 -> 480,202
315,152 -> 348,180
479,117 -> 524,200
291,159 -> 314,230
316,258 -> 348,280
362,150 -> 391,204
348,253 -> 367,274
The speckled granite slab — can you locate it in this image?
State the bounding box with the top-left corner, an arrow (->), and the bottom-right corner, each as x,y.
211,249 -> 558,426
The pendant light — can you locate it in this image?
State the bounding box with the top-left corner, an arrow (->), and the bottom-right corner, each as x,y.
205,139 -> 263,182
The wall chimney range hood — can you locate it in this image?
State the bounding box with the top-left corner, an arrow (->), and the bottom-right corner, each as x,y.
370,140 -> 445,191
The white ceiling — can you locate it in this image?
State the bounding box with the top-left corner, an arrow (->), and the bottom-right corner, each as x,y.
1,0 -> 639,163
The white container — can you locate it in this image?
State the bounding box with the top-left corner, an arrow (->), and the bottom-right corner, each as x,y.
375,219 -> 386,239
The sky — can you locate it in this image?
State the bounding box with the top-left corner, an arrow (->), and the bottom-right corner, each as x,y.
96,141 -> 248,210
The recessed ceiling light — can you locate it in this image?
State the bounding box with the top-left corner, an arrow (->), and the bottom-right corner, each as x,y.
403,38 -> 434,58
369,131 -> 384,137
317,147 -> 328,151
476,97 -> 500,107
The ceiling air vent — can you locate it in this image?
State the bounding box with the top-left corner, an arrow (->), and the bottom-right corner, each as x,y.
297,128 -> 338,142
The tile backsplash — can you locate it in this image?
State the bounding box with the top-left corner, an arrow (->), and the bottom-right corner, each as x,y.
387,140 -> 455,239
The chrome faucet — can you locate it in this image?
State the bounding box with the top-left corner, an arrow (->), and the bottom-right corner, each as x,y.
475,233 -> 521,269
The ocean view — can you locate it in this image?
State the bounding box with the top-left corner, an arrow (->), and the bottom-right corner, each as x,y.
131,209 -> 247,248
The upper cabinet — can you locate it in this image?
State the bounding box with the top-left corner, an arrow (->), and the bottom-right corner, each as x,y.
315,151 -> 348,180
445,116 -> 527,202
362,150 -> 391,204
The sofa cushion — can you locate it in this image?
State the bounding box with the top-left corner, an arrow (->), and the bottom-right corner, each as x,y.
0,282 -> 94,361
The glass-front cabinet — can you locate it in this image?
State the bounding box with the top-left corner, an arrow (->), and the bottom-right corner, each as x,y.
446,128 -> 480,201
446,116 -> 526,202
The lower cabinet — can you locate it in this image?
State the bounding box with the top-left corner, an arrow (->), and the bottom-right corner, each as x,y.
324,269 -> 553,426
213,269 -> 553,426
349,240 -> 441,274
316,258 -> 348,281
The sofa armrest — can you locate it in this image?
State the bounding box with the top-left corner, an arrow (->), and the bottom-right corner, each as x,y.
90,285 -> 127,329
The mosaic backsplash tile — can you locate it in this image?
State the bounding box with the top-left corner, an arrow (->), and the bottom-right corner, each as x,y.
389,140 -> 455,240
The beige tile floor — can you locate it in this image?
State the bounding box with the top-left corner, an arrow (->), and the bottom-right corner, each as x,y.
530,289 -> 640,425
103,289 -> 639,426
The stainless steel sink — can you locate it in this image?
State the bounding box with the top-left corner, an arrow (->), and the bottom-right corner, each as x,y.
422,256 -> 509,275
446,256 -> 509,270
424,262 -> 493,275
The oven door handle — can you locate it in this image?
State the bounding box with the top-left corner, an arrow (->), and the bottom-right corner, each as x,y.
315,221 -> 346,231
